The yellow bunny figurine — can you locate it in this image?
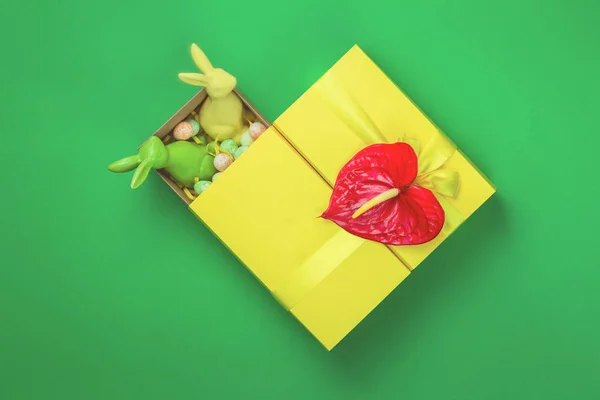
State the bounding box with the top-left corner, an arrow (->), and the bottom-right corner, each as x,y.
179,44 -> 247,144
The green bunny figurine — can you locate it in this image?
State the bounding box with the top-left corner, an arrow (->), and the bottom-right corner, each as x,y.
108,136 -> 217,189
178,44 -> 247,144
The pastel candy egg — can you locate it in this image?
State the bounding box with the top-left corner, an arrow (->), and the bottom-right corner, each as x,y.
173,121 -> 194,141
193,180 -> 211,194
214,153 -> 233,172
234,145 -> 249,159
212,172 -> 222,181
240,130 -> 254,146
249,122 -> 266,140
188,119 -> 200,136
220,139 -> 238,155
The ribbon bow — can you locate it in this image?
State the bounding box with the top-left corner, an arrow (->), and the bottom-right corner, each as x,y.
407,131 -> 463,236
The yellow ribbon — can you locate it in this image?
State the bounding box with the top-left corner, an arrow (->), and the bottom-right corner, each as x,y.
272,229 -> 365,310
316,74 -> 388,145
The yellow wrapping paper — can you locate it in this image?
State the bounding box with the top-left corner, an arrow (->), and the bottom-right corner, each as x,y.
274,45 -> 495,269
189,45 -> 495,350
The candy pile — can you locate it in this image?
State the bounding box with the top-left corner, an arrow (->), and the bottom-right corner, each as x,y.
168,119 -> 267,198
173,119 -> 201,140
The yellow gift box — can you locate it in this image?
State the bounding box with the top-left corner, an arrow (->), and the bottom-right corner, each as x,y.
153,45 -> 495,350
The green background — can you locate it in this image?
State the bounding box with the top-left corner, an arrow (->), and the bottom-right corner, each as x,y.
1,0 -> 599,398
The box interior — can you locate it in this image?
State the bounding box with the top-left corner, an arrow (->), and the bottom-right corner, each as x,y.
143,89 -> 271,205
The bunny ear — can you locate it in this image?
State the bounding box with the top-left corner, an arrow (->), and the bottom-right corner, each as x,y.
130,158 -> 152,189
178,72 -> 209,87
190,43 -> 214,73
108,155 -> 140,173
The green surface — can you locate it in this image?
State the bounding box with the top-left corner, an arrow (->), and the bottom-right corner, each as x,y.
1,0 -> 599,399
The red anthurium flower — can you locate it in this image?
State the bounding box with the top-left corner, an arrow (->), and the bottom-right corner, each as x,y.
321,142 -> 445,245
